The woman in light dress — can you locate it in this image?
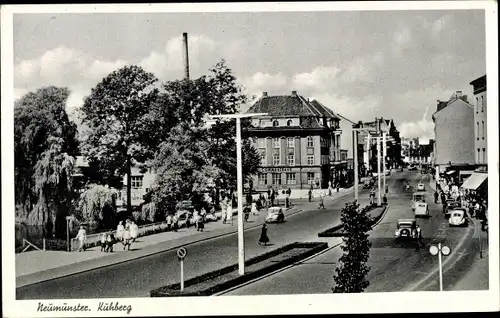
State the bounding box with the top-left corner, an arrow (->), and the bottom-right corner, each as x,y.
130,220 -> 139,242
75,225 -> 87,252
116,221 -> 125,241
122,220 -> 132,251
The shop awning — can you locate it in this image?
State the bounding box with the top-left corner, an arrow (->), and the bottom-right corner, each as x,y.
446,170 -> 456,175
461,173 -> 488,190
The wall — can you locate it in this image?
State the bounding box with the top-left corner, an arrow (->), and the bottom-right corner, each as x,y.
434,99 -> 475,165
473,90 -> 487,164
338,118 -> 353,159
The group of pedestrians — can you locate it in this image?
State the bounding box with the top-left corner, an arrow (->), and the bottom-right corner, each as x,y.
101,219 -> 139,252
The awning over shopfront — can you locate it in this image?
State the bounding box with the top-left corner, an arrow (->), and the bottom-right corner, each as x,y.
461,172 -> 488,190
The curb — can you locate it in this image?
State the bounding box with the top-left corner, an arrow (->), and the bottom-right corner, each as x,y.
317,205 -> 388,237
17,206 -> 304,287
150,242 -> 329,297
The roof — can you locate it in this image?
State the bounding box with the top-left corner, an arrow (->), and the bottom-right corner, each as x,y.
433,96 -> 473,118
469,74 -> 486,87
246,93 -> 338,119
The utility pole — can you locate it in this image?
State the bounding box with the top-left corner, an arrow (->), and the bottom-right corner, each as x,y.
353,130 -> 359,202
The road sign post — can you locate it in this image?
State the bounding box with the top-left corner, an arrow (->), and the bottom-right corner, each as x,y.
429,243 -> 451,291
177,247 -> 187,292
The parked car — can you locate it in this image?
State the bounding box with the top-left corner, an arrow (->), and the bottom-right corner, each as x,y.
444,200 -> 461,218
204,212 -> 219,222
449,208 -> 469,227
394,219 -> 421,240
412,193 -> 426,211
265,207 -> 285,223
414,202 -> 430,217
417,183 -> 425,191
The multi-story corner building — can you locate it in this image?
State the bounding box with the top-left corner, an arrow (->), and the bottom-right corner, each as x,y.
432,91 -> 475,180
470,75 -> 487,168
246,91 -> 341,190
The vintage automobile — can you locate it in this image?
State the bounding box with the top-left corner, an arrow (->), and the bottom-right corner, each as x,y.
265,206 -> 285,223
412,193 -> 426,211
397,167 -> 404,172
204,212 -> 219,222
449,208 -> 469,227
444,200 -> 461,218
394,219 -> 421,240
417,183 -> 426,191
385,170 -> 391,176
414,201 -> 430,217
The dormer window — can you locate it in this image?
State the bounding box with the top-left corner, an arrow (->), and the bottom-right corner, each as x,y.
287,119 -> 293,126
273,120 -> 279,127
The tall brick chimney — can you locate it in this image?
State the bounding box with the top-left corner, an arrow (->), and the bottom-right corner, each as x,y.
182,32 -> 190,80
291,90 -> 297,96
262,92 -> 268,97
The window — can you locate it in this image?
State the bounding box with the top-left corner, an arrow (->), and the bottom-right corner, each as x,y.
336,135 -> 340,148
476,97 -> 479,113
259,148 -> 266,166
307,155 -> 315,165
307,136 -> 314,148
287,137 -> 294,148
131,176 -> 143,188
273,120 -> 279,127
477,148 -> 481,164
320,137 -> 328,147
272,173 -> 281,185
477,122 -> 479,140
307,172 -> 315,185
258,173 -> 267,186
287,154 -> 295,166
257,138 -> 265,148
482,148 -> 486,164
272,138 -> 280,148
286,173 -> 296,185
481,96 -> 485,112
482,121 -> 485,139
287,119 -> 293,126
272,149 -> 280,166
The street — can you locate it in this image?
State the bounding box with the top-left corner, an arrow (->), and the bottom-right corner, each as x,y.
225,170 -> 480,295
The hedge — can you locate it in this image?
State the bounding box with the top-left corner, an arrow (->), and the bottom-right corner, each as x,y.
150,242 -> 328,297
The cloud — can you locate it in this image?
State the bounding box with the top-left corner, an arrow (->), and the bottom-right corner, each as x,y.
309,93 -> 383,122
399,119 -> 434,144
293,66 -> 341,91
239,72 -> 288,98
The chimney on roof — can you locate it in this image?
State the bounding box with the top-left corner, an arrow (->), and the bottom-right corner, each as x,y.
291,90 -> 297,96
455,91 -> 462,98
262,92 -> 268,97
182,32 -> 190,80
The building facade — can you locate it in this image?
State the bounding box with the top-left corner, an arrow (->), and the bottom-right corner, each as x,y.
470,75 -> 487,168
246,91 -> 341,191
432,91 -> 475,179
362,118 -> 402,172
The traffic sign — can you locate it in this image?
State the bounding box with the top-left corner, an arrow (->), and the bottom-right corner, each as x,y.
177,247 -> 187,259
429,245 -> 439,256
441,245 -> 451,256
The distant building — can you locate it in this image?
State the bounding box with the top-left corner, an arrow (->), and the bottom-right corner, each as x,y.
432,91 -> 475,180
361,118 -> 402,172
246,91 -> 341,190
470,75 -> 487,168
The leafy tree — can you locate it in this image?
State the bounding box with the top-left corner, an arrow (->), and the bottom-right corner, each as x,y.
76,184 -> 118,227
80,65 -> 159,214
333,201 -> 373,293
14,87 -> 78,233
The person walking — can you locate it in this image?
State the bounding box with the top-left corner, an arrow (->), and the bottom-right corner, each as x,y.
383,194 -> 388,205
434,191 -> 439,204
172,214 -> 179,232
166,214 -> 173,231
100,232 -> 107,252
105,232 -> 115,253
75,225 -> 87,252
197,213 -> 205,232
308,188 -> 313,202
122,220 -> 132,251
130,220 -> 138,242
116,221 -> 124,242
318,191 -> 325,209
258,223 -> 270,246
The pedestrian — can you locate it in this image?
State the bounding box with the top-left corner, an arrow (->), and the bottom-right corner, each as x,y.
197,213 -> 205,231
130,220 -> 138,242
318,191 -> 325,209
100,232 -> 107,252
122,220 -> 132,251
308,188 -> 312,202
252,200 -> 259,216
106,232 -> 115,253
116,221 -> 124,241
415,225 -> 423,249
258,223 -> 270,246
434,191 -> 439,204
383,194 -> 388,205
166,214 -> 173,231
336,183 -> 340,193
172,214 -> 179,232
75,225 -> 87,252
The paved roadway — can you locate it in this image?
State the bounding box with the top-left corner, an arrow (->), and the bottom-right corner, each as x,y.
226,170 -> 480,295
17,185 -> 367,299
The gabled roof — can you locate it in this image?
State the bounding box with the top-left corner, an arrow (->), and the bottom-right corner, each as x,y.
246,93 -> 338,119
433,95 -> 473,119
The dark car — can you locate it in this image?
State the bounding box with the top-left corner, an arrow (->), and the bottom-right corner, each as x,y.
394,219 -> 421,240
444,200 -> 460,218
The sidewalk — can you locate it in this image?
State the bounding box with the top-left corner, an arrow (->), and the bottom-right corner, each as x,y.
16,187 -> 354,287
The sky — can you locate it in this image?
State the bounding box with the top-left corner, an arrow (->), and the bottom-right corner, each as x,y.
13,9 -> 486,143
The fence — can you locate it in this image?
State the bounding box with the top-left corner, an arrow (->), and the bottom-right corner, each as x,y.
70,221 -> 172,251
21,238 -> 45,253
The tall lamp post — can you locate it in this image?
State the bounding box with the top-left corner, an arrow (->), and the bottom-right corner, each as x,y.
209,112 -> 268,276
352,126 -> 378,202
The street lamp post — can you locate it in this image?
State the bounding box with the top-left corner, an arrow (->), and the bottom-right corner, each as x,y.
383,132 -> 387,194
353,130 -> 359,202
376,135 -> 382,206
429,243 -> 451,291
210,112 -> 268,276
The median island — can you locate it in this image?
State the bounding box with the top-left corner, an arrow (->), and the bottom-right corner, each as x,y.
150,242 -> 328,297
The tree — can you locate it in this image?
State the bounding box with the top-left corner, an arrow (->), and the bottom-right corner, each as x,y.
80,65 -> 159,215
333,201 -> 373,293
76,184 -> 118,228
14,87 -> 79,233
